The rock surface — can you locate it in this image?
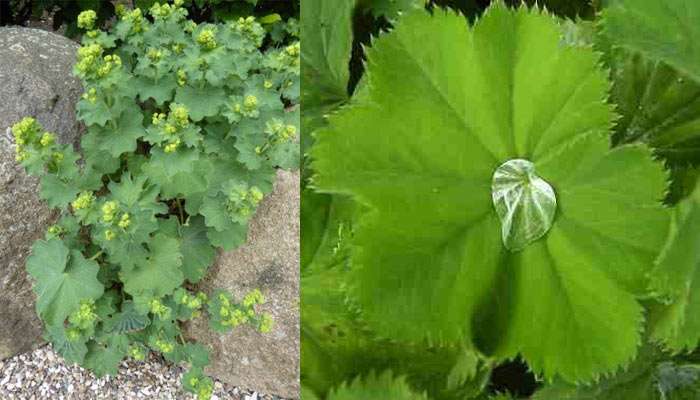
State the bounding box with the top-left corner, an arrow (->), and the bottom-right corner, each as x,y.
186,170 -> 300,399
0,28 -> 82,359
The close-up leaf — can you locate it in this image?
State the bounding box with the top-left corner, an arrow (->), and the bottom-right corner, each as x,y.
312,4 -> 669,383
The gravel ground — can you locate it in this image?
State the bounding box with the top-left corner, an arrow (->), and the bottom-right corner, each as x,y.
0,345 -> 287,400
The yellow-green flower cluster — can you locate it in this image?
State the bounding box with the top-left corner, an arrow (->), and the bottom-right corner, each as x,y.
68,299 -> 97,330
66,327 -> 82,342
47,225 -> 63,237
265,120 -> 297,144
152,104 -> 190,153
258,313 -> 273,333
105,230 -> 116,241
149,298 -> 171,319
101,200 -> 130,240
115,3 -> 127,17
76,43 -> 122,79
276,42 -> 300,71
231,16 -> 265,46
150,0 -> 184,20
242,289 -> 265,308
102,201 -> 118,223
128,344 -> 146,361
196,380 -> 213,400
99,54 -> 122,77
196,28 -> 217,50
39,132 -> 55,147
121,8 -> 145,33
177,69 -> 187,86
154,338 -> 175,354
11,117 -> 50,162
76,43 -> 103,75
216,293 -> 251,328
230,94 -> 259,119
147,48 -> 163,63
184,20 -> 197,33
72,191 -> 95,211
171,43 -> 185,55
264,80 -> 274,90
187,374 -> 214,400
226,184 -> 263,220
77,10 -> 97,30
82,87 -> 98,104
180,292 -> 207,309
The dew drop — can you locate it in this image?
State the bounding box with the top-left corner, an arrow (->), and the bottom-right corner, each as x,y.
491,159 -> 557,252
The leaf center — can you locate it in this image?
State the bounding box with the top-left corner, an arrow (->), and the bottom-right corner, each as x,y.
491,159 -> 556,252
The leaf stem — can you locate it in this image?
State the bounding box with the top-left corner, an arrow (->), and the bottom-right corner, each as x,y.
176,198 -> 185,224
89,251 -> 103,261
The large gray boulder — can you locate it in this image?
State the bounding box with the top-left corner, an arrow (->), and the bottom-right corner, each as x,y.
186,170 -> 300,399
0,28 -> 82,359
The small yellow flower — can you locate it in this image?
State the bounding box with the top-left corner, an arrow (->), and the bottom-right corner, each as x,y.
118,213 -> 131,229
105,230 -> 116,241
197,28 -> 217,50
77,10 -> 97,30
243,95 -> 258,110
72,191 -> 95,211
102,201 -> 118,222
39,132 -> 55,147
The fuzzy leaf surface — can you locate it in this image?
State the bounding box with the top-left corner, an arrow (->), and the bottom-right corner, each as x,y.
649,181 -> 700,352
312,5 -> 669,382
26,240 -> 104,326
328,372 -> 428,400
602,0 -> 700,83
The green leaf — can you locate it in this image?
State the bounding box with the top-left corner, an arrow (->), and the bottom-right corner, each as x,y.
358,0 -> 425,19
180,217 -> 216,283
302,264 -> 487,399
83,334 -> 129,377
597,33 -> 700,166
46,325 -> 89,364
26,240 -> 104,326
40,174 -> 80,209
300,0 -> 354,152
142,147 -> 200,179
312,5 -> 670,382
133,74 -> 177,105
105,301 -> 150,334
602,0 -> 700,84
533,343 -> 700,400
649,182 -> 700,352
82,105 -> 145,157
206,221 -> 249,251
175,85 -> 227,122
302,386 -> 321,400
183,342 -> 210,368
121,234 -> 184,299
328,372 -> 428,400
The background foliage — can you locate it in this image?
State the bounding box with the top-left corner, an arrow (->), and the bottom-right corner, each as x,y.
302,0 -> 700,399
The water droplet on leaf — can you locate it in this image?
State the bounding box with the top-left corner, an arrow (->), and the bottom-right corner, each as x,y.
492,159 -> 557,252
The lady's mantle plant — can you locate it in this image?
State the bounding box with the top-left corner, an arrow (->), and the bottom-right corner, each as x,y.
312,4 -> 670,383
13,1 -> 299,398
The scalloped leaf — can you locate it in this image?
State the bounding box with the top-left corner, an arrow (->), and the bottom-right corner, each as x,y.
328,371 -> 428,400
312,4 -> 670,382
649,180 -> 700,352
105,301 -> 150,334
602,0 -> 700,84
596,31 -> 700,166
26,240 -> 104,326
300,0 -> 354,161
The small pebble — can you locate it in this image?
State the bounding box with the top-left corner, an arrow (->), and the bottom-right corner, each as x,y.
0,345 -> 289,400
